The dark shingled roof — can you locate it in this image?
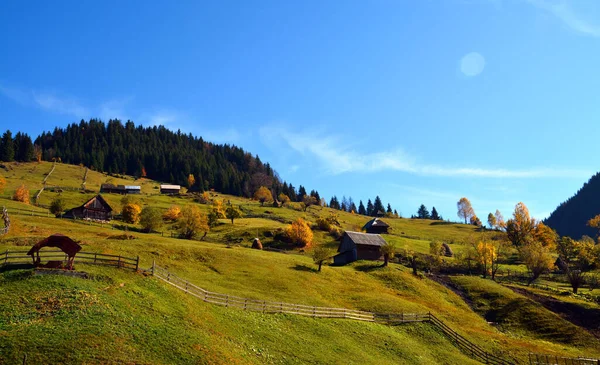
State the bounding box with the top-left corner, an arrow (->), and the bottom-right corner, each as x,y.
362,218 -> 390,230
345,231 -> 387,247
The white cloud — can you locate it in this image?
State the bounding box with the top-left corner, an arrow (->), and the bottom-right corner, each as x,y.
460,52 -> 486,77
0,84 -> 90,118
260,125 -> 592,179
528,0 -> 600,37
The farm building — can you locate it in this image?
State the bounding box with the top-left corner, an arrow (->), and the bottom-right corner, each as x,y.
100,184 -> 140,194
362,218 -> 390,234
160,184 -> 181,194
333,231 -> 387,265
64,195 -> 113,221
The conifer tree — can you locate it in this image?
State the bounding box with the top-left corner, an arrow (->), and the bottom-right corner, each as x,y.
358,200 -> 366,215
430,207 -> 440,220
366,199 -> 374,216
417,204 -> 430,219
372,196 -> 385,216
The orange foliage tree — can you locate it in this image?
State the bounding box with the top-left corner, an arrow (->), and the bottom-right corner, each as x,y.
187,174 -> 196,188
286,218 -> 313,247
163,205 -> 182,221
254,186 -> 273,206
0,175 -> 6,193
122,203 -> 142,224
13,184 -> 29,204
457,197 -> 475,224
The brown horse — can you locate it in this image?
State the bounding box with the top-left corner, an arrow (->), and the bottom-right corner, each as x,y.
27,234 -> 82,270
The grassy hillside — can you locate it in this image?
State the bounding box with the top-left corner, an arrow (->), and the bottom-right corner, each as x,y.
1,162 -> 599,363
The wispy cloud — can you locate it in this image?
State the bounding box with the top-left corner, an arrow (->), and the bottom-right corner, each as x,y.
0,84 -> 90,118
260,125 -> 591,178
527,0 -> 600,37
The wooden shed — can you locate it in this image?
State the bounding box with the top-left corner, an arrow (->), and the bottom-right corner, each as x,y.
333,231 -> 387,265
160,184 -> 181,194
362,218 -> 390,234
64,195 -> 113,221
100,184 -> 125,194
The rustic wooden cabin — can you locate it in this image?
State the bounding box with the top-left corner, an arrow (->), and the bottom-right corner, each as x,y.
64,195 -> 113,221
100,184 -> 124,194
362,218 -> 390,234
333,231 -> 387,265
160,184 -> 181,194
124,185 -> 141,194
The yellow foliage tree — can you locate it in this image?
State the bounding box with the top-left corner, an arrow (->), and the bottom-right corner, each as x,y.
254,186 -> 273,206
286,218 -> 313,247
212,199 -> 226,218
278,193 -> 290,206
163,205 -> 182,221
122,203 -> 142,224
34,145 -> 42,162
506,202 -> 536,247
197,191 -> 211,204
0,175 -> 6,193
476,241 -> 496,278
177,205 -> 209,239
187,174 -> 196,188
12,185 -> 29,204
457,197 -> 475,224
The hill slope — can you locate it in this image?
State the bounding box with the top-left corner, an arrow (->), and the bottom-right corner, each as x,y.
545,172 -> 600,239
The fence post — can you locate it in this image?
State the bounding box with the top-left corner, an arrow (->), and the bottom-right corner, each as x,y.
151,260 -> 155,275
185,281 -> 188,293
135,256 -> 139,271
118,256 -> 122,268
244,299 -> 247,310
94,253 -> 97,264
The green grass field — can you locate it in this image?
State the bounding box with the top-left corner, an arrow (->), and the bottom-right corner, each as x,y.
1,162 -> 599,364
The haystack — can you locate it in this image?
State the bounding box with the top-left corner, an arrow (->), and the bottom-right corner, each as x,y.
251,238 -> 263,250
441,242 -> 453,257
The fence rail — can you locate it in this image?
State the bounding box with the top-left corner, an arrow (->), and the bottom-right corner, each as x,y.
0,250 -> 139,271
150,263 -> 512,364
529,354 -> 600,365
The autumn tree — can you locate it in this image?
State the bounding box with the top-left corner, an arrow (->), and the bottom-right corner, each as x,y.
163,205 -> 182,221
278,193 -> 290,206
312,246 -> 334,272
457,197 -> 474,224
476,240 -> 495,278
197,191 -> 210,204
49,197 -> 66,217
302,194 -> 318,212
225,206 -> 243,224
520,241 -> 554,284
380,242 -> 397,267
494,210 -> 506,230
122,203 -> 142,224
140,207 -> 163,233
428,240 -> 444,272
487,213 -> 496,229
285,218 -> 313,247
211,199 -> 226,219
33,144 -> 42,162
0,175 -> 5,193
556,237 -> 594,293
532,222 -> 557,249
470,215 -> 482,227
187,174 -> 196,189
254,186 -> 273,206
587,214 -> 600,238
506,202 -> 535,247
12,185 -> 29,204
177,205 -> 209,239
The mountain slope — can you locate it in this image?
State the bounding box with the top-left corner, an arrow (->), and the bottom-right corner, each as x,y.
545,172 -> 600,239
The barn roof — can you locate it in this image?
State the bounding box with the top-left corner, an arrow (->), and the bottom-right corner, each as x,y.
345,231 -> 387,246
124,185 -> 141,190
160,184 -> 181,190
362,218 -> 390,230
82,194 -> 113,212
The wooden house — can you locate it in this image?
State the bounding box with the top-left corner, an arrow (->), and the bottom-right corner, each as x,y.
100,184 -> 140,194
124,185 -> 141,194
64,195 -> 113,221
362,218 -> 390,234
333,231 -> 387,265
160,184 -> 181,194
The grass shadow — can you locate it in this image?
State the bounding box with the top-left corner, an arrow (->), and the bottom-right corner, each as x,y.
354,263 -> 385,272
291,264 -> 318,273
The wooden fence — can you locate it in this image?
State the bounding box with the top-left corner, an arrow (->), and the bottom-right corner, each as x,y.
149,263 -> 513,364
0,250 -> 140,271
529,354 -> 600,365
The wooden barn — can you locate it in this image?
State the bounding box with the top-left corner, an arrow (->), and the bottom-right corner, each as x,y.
100,184 -> 140,194
362,218 -> 390,234
64,195 -> 113,221
160,184 -> 181,194
333,231 -> 387,265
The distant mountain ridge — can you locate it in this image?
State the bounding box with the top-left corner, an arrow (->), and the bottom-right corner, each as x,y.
544,172 -> 600,239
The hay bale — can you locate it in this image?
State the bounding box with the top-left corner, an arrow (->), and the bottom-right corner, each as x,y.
441,242 -> 453,257
251,238 -> 263,250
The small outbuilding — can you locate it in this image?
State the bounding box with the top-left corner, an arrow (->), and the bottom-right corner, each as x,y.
100,184 -> 125,194
362,218 -> 390,234
160,184 -> 181,195
333,231 -> 387,265
64,195 -> 113,221
124,185 -> 141,194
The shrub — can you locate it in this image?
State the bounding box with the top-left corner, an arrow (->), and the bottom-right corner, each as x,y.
197,191 -> 211,204
140,207 -> 163,233
49,197 -> 66,217
163,205 -> 182,221
12,185 -> 29,204
312,246 -> 335,272
177,206 -> 209,239
328,226 -> 343,240
122,203 -> 142,224
285,218 -> 313,247
315,217 -> 331,231
380,242 -> 397,267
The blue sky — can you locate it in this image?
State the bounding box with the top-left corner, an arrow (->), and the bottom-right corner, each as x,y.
1,0 -> 599,221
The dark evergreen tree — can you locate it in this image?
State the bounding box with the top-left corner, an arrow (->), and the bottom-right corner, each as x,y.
310,189 -> 321,203
394,209 -> 399,217
372,196 -> 385,216
358,200 -> 366,215
417,204 -> 430,219
329,196 -> 340,210
349,202 -> 357,213
0,130 -> 15,162
430,207 -> 440,220
297,185 -> 307,201
366,199 -> 374,216
386,203 -> 392,214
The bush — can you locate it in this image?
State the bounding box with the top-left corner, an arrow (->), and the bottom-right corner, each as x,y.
122,203 -> 142,224
315,217 -> 331,231
177,206 -> 209,239
140,207 -> 163,233
163,205 -> 182,221
328,226 -> 343,240
285,218 -> 313,247
49,197 -> 65,217
197,191 -> 210,204
12,185 -> 29,204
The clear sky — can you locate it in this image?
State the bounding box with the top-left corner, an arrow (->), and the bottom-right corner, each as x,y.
1,0 -> 599,221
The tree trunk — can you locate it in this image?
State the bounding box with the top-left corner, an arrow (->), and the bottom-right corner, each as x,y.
231,218 -> 234,224
383,254 -> 389,267
411,257 -> 418,275
318,261 -> 322,272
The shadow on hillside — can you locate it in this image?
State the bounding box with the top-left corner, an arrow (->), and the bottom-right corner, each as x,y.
291,264 -> 317,273
354,263 -> 384,272
429,221 -> 454,226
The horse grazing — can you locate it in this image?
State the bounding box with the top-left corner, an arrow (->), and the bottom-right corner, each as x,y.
27,234 -> 82,270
